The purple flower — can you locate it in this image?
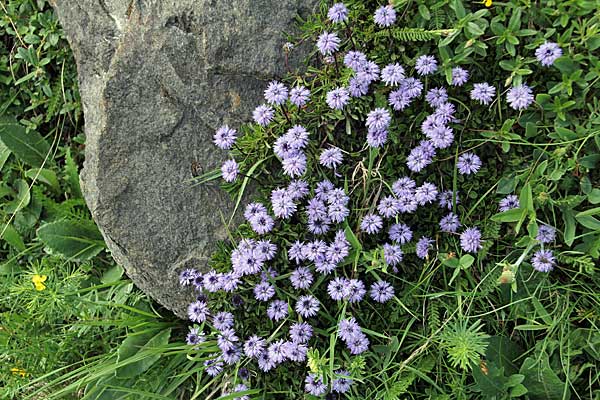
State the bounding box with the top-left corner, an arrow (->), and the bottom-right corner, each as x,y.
370,280 -> 395,303
244,202 -> 266,220
460,227 -> 483,253
416,237 -> 434,259
366,107 -> 392,131
271,188 -> 297,218
347,279 -> 366,303
222,345 -> 242,365
506,84 -> 534,110
179,268 -> 198,287
426,87 -> 448,108
388,89 -> 412,111
254,239 -> 277,261
470,83 -> 496,105
305,373 -> 327,396
457,152 -> 482,175
230,384 -> 250,400
282,341 -> 307,362
535,42 -> 562,66
213,125 -> 237,149
381,63 -> 405,86
415,55 -> 438,76
451,67 -> 469,86
186,327 -> 205,346
536,225 -> 556,243
401,77 -> 424,98
257,351 -> 275,372
434,103 -> 456,123
344,51 -> 367,70
267,339 -> 287,364
264,81 -> 288,105
287,180 -> 310,200
383,243 -> 403,266
332,370 -> 353,393
213,311 -> 234,331
317,31 -> 340,55
415,182 -> 438,205
253,281 -> 275,301
338,317 -> 361,341
281,154 -> 307,178
360,213 -> 384,234
221,159 -> 238,182
203,270 -> 222,292
328,277 -> 349,300
349,77 -> 370,97
346,333 -> 370,354
374,5 -> 396,27
320,147 -> 344,169
249,212 -> 274,235
499,195 -> 520,211
290,266 -> 313,290
243,335 -> 266,358
187,300 -> 209,323
389,223 -> 412,244
392,177 -> 416,197
356,61 -> 381,83
531,249 -> 555,272
204,356 -> 224,376
267,300 -> 289,321
328,3 -> 349,23
367,128 -> 388,147
252,104 -> 274,126
326,87 -> 350,109
407,146 -> 433,173
378,196 -> 401,218
217,328 -> 239,351
286,125 -> 310,148
289,86 -> 310,107
440,213 -> 461,233
438,190 -> 459,210
295,295 -> 320,317
290,322 -> 313,343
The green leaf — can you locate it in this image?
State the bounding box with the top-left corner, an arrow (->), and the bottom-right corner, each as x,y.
575,215 -> 600,231
101,265 -> 124,283
0,139 -> 11,171
6,179 -> 31,214
116,329 -> 171,378
36,219 -> 105,260
459,254 -> 475,269
497,176 -> 518,194
486,336 -> 523,376
562,209 -> 576,246
64,148 -> 82,198
519,353 -> 571,400
491,208 -> 523,223
588,189 -> 600,204
0,117 -> 51,168
0,223 -> 26,251
25,168 -> 60,193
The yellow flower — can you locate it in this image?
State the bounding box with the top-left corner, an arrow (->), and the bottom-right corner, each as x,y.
482,0 -> 493,7
32,274 -> 47,291
11,367 -> 27,377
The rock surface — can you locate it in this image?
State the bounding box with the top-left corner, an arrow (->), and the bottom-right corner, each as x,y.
51,0 -> 318,317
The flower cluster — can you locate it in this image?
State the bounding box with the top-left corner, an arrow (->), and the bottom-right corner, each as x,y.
186,2 -> 564,397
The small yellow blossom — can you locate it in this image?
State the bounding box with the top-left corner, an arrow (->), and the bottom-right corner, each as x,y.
32,274 -> 47,291
11,367 -> 27,377
482,0 -> 493,7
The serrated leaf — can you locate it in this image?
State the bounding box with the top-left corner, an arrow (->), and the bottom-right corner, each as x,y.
0,117 -> 51,168
37,219 -> 105,260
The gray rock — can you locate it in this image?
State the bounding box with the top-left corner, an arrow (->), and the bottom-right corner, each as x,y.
51,0 -> 318,317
